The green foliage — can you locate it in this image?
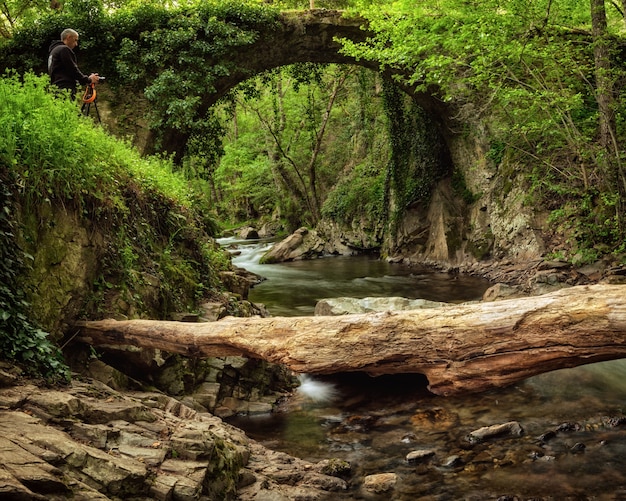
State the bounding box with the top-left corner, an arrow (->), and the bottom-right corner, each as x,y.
340,0 -> 626,252
274,0 -> 354,9
382,81 -> 449,228
0,72 -> 194,210
215,141 -> 276,221
486,141 -> 506,166
0,0 -> 112,74
0,175 -> 70,383
0,0 -> 281,164
321,162 -> 385,224
2,72 -> 230,338
214,65 -> 392,233
3,0 -> 625,263
339,0 -> 601,169
0,0 -> 60,40
451,168 -> 478,205
547,190 -> 625,264
115,1 -> 280,152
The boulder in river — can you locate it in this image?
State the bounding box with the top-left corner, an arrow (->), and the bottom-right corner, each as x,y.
405,449 -> 436,463
315,296 -> 449,315
239,226 -> 259,239
362,472 -> 397,494
260,227 -> 326,263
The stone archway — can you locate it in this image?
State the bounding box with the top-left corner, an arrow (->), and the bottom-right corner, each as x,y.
147,9 -> 451,161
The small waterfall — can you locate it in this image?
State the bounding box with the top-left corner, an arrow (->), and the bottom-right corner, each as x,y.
295,374 -> 338,403
217,236 -> 275,274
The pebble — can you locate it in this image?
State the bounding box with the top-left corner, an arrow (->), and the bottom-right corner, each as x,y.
443,455 -> 463,468
466,421 -> 524,443
570,442 -> 586,453
405,449 -> 435,463
538,430 -> 556,442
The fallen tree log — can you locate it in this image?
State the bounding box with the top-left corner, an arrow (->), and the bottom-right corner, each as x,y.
74,284 -> 626,396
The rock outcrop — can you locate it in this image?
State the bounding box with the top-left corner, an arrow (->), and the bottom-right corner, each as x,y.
0,373 -> 347,500
260,227 -> 328,263
314,296 -> 449,316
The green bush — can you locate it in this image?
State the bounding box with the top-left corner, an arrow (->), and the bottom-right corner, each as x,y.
321,162 -> 386,225
0,72 -> 230,376
0,72 -> 195,212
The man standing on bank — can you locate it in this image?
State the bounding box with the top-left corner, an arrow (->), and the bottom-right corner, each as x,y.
48,28 -> 100,98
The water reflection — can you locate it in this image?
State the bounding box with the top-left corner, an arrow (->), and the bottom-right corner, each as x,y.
220,238 -> 626,499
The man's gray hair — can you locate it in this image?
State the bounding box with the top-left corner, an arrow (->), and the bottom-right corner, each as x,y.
60,28 -> 78,41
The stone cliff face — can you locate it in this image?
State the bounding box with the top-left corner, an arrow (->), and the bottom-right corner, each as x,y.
388,127 -> 547,265
18,204 -> 103,337
445,125 -> 547,263
317,125 -> 549,268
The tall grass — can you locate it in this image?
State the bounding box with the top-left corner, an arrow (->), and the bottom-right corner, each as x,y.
0,71 -> 193,210
0,72 -> 224,380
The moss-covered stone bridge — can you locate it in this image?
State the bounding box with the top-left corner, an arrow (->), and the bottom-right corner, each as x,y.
0,7 -> 452,160
147,9 -> 450,159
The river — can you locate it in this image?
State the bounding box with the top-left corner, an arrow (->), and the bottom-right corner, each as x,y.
220,237 -> 626,500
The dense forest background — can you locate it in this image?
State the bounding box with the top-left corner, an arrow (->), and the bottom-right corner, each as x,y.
2,0 -> 626,378
3,0 -> 625,245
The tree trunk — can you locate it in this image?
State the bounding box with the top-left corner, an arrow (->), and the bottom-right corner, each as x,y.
75,284 -> 626,396
590,0 -> 626,234
306,69 -> 350,222
591,0 -> 616,151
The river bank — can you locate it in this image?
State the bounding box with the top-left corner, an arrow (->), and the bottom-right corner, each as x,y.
0,364 -> 347,500
426,255 -> 626,299
1,253 -> 625,500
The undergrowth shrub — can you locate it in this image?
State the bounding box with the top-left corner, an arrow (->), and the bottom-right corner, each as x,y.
0,72 -> 229,374
321,162 -> 386,225
0,72 -> 194,210
0,176 -> 70,383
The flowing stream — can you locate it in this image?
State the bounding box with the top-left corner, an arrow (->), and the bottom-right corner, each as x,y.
221,237 -> 626,500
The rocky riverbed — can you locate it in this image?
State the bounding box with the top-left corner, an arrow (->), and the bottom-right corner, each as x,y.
0,363 -> 347,500
1,257 -> 625,500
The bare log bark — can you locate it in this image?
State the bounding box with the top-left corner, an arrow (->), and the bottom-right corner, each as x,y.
74,284 -> 626,396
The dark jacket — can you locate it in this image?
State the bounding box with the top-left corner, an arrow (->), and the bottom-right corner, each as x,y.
48,40 -> 90,90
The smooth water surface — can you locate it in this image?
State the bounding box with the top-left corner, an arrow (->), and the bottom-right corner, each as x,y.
221,236 -> 490,316
221,238 -> 626,500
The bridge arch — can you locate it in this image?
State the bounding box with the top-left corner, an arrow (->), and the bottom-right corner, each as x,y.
151,9 -> 452,160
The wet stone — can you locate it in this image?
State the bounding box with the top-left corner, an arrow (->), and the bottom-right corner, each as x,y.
570,442 -> 586,453
316,458 -> 351,477
237,468 -> 257,488
410,407 -> 458,430
405,449 -> 435,463
466,421 -> 524,443
529,451 -> 556,462
443,455 -> 464,468
362,472 -> 397,494
401,433 -> 417,443
117,443 -> 168,465
556,422 -> 581,432
607,416 -> 626,427
538,430 -> 556,442
149,474 -> 178,501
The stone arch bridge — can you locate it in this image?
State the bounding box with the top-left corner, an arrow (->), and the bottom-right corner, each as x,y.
150,9 -> 451,160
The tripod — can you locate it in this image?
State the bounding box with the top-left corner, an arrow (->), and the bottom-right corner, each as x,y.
81,82 -> 101,123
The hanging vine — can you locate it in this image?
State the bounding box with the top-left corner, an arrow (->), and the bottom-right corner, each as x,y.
0,173 -> 69,383
382,81 -> 450,235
